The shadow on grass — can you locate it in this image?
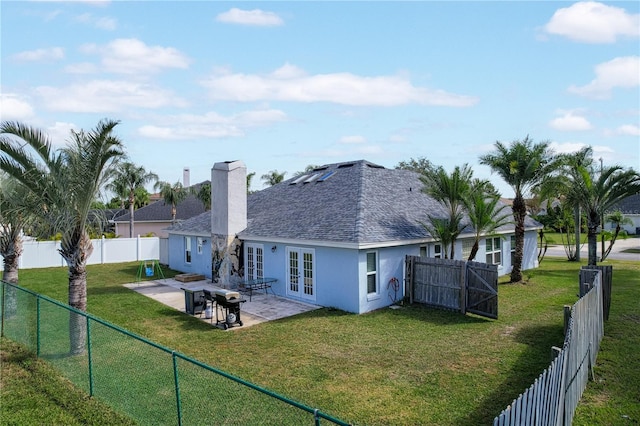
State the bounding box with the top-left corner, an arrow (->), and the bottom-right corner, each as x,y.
456,323 -> 565,425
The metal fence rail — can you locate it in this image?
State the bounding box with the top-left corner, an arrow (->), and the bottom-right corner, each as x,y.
493,268 -> 606,425
0,281 -> 350,426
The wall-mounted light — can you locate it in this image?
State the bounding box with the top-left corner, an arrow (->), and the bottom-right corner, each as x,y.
271,245 -> 277,253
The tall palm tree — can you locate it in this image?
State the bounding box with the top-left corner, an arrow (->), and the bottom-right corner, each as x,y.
155,181 -> 187,223
479,136 -> 557,282
464,183 -> 512,261
107,162 -> 158,237
420,164 -> 473,259
0,119 -> 125,354
261,170 -> 286,187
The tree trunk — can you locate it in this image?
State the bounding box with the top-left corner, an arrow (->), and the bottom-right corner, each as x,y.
129,190 -> 135,238
68,265 -> 88,355
510,195 -> 526,282
587,212 -> 600,266
468,240 -> 479,261
1,235 -> 22,318
574,206 -> 581,262
60,232 -> 92,355
602,225 -> 621,261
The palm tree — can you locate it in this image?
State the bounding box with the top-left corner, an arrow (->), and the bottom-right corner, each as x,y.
246,172 -> 256,194
0,175 -> 31,285
420,164 -> 473,259
1,119 -> 125,354
464,183 -> 512,261
261,170 -> 286,187
107,162 -> 158,237
191,182 -> 211,211
421,216 -> 458,259
563,159 -> 640,265
601,210 -> 633,261
155,181 -> 187,223
479,136 -> 557,282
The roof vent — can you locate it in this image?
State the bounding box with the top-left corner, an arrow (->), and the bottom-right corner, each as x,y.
338,163 -> 354,168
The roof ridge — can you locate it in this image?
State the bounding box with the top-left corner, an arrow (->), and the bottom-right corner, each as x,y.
353,162 -> 367,241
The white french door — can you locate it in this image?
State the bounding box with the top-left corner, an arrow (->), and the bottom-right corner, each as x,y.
286,247 -> 315,301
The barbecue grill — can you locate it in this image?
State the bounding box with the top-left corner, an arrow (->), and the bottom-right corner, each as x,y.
214,289 -> 245,329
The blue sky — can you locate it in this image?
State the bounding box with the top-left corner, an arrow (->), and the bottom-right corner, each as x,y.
2,1 -> 639,197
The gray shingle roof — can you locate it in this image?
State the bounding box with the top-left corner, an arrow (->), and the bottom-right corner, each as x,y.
609,194 -> 640,215
115,182 -> 209,223
168,160 -> 541,245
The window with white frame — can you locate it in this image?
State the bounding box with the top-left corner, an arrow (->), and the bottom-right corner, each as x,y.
462,239 -> 474,260
197,237 -> 204,254
486,237 -> 502,265
433,244 -> 442,259
366,251 -> 378,295
184,236 -> 192,264
419,245 -> 427,257
246,243 -> 264,280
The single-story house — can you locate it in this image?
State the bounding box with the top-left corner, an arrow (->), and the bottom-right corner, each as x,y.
606,193 -> 640,235
114,182 -> 209,238
166,160 -> 542,314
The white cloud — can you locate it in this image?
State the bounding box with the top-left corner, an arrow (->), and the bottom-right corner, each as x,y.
138,108 -> 287,140
339,135 -> 366,144
549,110 -> 593,131
12,47 -> 64,62
549,141 -> 614,162
544,1 -> 640,43
616,124 -> 640,136
216,8 -> 284,27
568,56 -> 640,99
0,93 -> 35,121
35,80 -> 187,112
82,38 -> 190,75
201,64 -> 478,107
46,122 -> 78,147
64,62 -> 98,74
75,13 -> 117,30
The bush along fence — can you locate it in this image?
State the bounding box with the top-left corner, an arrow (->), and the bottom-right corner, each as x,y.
493,265 -> 612,426
0,281 -> 350,426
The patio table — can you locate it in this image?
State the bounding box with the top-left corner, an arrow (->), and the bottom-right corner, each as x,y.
238,277 -> 277,301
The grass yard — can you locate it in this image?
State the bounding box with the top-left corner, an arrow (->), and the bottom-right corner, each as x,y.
1,258 -> 639,425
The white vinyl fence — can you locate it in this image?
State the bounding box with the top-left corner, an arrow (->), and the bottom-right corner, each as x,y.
18,236 -> 161,269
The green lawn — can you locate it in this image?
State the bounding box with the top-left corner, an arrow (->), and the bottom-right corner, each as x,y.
2,258 -> 638,425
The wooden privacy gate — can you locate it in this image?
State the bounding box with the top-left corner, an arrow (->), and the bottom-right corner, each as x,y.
405,255 -> 499,319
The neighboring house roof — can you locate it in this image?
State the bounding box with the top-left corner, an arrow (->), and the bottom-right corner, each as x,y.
115,181 -> 210,223
167,160 -> 541,245
609,194 -> 640,215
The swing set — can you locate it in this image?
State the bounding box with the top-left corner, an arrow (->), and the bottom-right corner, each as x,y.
136,259 -> 165,282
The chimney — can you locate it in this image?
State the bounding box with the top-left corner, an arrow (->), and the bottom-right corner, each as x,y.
210,160 -> 247,287
183,167 -> 190,187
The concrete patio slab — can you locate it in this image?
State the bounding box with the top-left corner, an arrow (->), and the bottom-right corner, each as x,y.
124,278 -> 320,330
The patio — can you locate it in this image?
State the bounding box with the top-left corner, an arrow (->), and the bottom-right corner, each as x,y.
124,278 -> 320,329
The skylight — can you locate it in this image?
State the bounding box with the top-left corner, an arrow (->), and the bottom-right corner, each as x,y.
290,174 -> 309,185
304,173 -> 321,183
317,171 -> 335,182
